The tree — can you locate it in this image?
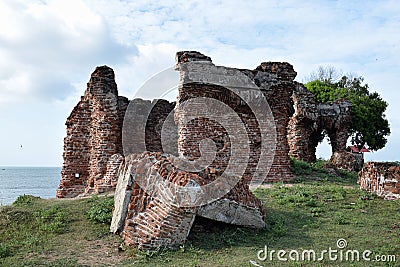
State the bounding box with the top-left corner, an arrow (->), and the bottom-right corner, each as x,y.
305,65 -> 342,84
305,67 -> 391,151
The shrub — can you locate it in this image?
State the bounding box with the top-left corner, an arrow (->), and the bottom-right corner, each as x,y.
13,195 -> 40,207
291,158 -> 313,175
334,212 -> 348,225
87,196 -> 114,224
311,158 -> 327,170
0,243 -> 10,258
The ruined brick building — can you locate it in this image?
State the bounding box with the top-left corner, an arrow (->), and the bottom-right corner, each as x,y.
358,162 -> 400,200
57,51 -> 358,249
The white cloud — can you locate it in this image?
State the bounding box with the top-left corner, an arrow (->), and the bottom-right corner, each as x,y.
114,43 -> 179,99
0,0 -> 137,104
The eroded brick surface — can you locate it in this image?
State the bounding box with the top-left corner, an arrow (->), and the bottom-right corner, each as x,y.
358,162 -> 400,200
330,151 -> 363,172
116,152 -> 202,249
112,152 -> 266,249
175,51 -> 296,183
288,82 -> 353,169
57,66 -> 124,198
97,153 -> 124,194
57,67 -> 176,198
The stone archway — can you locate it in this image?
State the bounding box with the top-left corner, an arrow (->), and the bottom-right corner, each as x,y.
288,83 -> 353,168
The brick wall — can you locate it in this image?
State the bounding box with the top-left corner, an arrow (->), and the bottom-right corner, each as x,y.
358,162 -> 400,200
57,66 -> 123,198
111,152 -> 204,249
175,51 -> 296,183
59,52 -> 366,251
255,62 -> 296,181
57,67 -> 177,198
288,83 -> 320,162
111,152 -> 266,250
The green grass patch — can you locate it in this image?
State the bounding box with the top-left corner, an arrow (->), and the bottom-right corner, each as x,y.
0,194 -> 122,266
123,183 -> 399,267
291,157 -> 358,185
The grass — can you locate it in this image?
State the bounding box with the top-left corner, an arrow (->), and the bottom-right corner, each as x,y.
290,157 -> 358,185
0,194 -> 124,267
0,161 -> 399,266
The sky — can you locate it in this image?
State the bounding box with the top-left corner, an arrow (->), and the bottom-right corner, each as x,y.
0,0 -> 399,167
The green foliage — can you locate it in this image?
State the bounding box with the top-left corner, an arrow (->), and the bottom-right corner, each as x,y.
334,212 -> 349,225
0,202 -> 68,261
264,213 -> 288,237
291,157 -> 358,185
291,157 -> 314,175
336,168 -> 358,181
291,157 -> 330,176
0,243 -> 10,258
0,196 -> 119,266
305,80 -> 347,103
45,258 -> 79,267
311,158 -> 327,170
87,195 -> 114,224
270,185 -> 323,209
305,73 -> 390,151
12,194 -> 41,207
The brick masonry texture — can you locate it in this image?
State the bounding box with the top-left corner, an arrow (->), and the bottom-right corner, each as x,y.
111,152 -> 265,250
122,98 -> 177,156
358,162 -> 400,200
329,151 -> 363,172
111,153 -> 200,249
175,51 -> 297,183
110,51 -> 299,249
57,66 -> 125,198
58,52 -> 301,198
57,67 -> 176,198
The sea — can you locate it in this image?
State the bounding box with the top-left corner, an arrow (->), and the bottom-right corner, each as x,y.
0,167 -> 61,206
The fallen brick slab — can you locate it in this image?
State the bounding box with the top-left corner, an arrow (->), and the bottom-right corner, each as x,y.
111,152 -> 265,250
